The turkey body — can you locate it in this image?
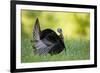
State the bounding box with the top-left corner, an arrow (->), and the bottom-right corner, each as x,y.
32,18 -> 65,55
40,29 -> 65,55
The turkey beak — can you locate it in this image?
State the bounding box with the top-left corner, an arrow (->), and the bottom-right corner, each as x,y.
59,32 -> 64,40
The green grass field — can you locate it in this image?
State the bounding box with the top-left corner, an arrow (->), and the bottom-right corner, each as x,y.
21,36 -> 90,63
21,10 -> 90,63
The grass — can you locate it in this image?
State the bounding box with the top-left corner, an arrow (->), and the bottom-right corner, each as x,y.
21,36 -> 90,63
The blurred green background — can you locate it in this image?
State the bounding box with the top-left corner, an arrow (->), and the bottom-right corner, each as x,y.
21,10 -> 90,63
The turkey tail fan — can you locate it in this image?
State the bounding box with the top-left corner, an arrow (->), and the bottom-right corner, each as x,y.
33,18 -> 41,41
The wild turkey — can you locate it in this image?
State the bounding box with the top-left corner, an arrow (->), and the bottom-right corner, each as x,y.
31,18 -> 66,55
